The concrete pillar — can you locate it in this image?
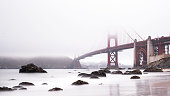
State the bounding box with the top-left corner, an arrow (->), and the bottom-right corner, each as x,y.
147,36 -> 153,64
134,39 -> 137,68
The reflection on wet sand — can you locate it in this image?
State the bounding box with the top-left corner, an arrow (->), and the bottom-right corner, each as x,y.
108,80 -> 170,96
136,80 -> 170,96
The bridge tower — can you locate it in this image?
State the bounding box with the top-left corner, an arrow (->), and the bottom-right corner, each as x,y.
107,34 -> 118,68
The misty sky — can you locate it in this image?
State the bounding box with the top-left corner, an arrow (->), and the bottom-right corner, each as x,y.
0,0 -> 170,65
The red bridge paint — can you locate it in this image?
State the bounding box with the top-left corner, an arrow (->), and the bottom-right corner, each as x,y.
75,36 -> 170,68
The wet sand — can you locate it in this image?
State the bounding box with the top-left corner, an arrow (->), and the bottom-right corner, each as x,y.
152,80 -> 170,87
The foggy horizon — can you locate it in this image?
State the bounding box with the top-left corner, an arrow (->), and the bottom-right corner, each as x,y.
0,0 -> 170,65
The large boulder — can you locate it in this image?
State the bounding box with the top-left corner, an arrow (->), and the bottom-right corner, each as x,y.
72,80 -> 89,85
143,67 -> 163,72
19,63 -> 47,73
91,71 -> 106,77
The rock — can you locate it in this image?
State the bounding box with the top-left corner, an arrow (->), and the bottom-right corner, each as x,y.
19,88 -> 27,90
72,80 -> 89,85
112,71 -> 123,74
78,73 -> 91,77
19,63 -> 47,73
9,79 -> 16,81
48,87 -> 63,91
143,67 -> 163,72
99,68 -> 111,73
123,71 -> 131,75
0,87 -> 14,91
19,82 -> 35,86
90,75 -> 99,79
123,69 -> 142,75
130,76 -> 140,79
12,85 -> 23,89
131,69 -> 142,74
42,83 -> 48,85
91,71 -> 106,77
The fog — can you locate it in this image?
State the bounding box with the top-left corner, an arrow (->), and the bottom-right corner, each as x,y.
0,0 -> 170,65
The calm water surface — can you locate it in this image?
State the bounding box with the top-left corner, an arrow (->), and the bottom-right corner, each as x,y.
0,69 -> 170,96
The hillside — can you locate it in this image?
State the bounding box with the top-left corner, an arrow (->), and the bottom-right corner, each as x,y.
0,57 -> 73,69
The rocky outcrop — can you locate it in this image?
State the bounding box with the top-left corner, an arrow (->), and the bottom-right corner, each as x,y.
143,67 -> 163,72
147,56 -> 170,68
19,63 -> 47,73
72,80 -> 89,85
0,87 -> 13,91
130,76 -> 140,79
19,82 -> 35,86
48,87 -> 63,91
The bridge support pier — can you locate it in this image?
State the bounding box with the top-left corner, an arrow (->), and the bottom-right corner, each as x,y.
107,35 -> 118,69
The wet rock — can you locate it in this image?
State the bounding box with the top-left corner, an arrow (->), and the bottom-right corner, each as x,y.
131,69 -> 142,74
112,70 -> 123,74
42,83 -> 48,85
91,71 -> 106,77
48,87 -> 63,91
12,85 -> 23,89
0,87 -> 14,91
9,79 -> 16,81
99,68 -> 111,73
78,73 -> 91,77
130,76 -> 140,79
19,88 -> 27,90
19,82 -> 35,86
123,71 -> 131,75
19,63 -> 47,73
143,67 -> 163,72
90,75 -> 99,79
72,80 -> 89,85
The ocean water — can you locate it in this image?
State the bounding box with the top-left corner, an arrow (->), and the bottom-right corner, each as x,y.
0,69 -> 170,96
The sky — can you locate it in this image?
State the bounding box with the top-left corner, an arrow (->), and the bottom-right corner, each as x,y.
0,0 -> 170,65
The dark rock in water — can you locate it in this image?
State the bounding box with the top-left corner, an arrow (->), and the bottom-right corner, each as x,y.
112,71 -> 123,74
91,71 -> 106,77
123,71 -> 131,75
78,73 -> 91,77
131,69 -> 142,74
123,69 -> 142,75
99,68 -> 111,73
9,79 -> 16,81
42,83 -> 48,85
12,85 -> 23,89
72,80 -> 89,85
48,87 -> 63,91
19,63 -> 47,73
19,82 -> 35,86
143,67 -> 163,72
130,76 -> 140,79
19,88 -> 27,90
90,75 -> 99,79
0,87 -> 14,91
